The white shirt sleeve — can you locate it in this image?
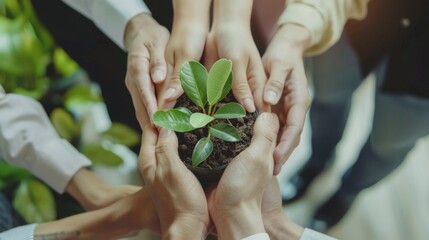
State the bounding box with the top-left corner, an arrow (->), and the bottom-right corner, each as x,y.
300,228 -> 337,240
0,224 -> 37,240
61,0 -> 151,50
0,92 -> 91,193
242,233 -> 270,240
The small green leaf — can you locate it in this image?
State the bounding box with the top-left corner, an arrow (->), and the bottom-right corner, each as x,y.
180,61 -> 208,108
101,123 -> 140,147
209,123 -> 241,142
153,109 -> 194,132
192,137 -> 213,167
213,102 -> 246,119
219,71 -> 233,102
13,179 -> 56,223
175,107 -> 193,116
50,108 -> 79,141
190,113 -> 215,128
81,143 -> 123,166
207,59 -> 232,106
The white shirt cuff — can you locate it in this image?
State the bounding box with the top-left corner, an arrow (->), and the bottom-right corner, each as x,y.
91,0 -> 151,50
0,223 -> 37,240
242,233 -> 270,240
300,228 -> 337,240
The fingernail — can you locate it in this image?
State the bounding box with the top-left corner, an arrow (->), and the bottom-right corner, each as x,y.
243,98 -> 256,113
160,128 -> 172,137
162,88 -> 176,100
265,90 -> 277,104
153,69 -> 165,83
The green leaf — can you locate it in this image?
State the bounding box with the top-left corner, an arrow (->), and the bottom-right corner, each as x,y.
207,59 -> 232,106
175,107 -> 193,116
209,123 -> 241,142
213,102 -> 246,119
81,143 -> 123,166
190,113 -> 215,128
53,47 -> 79,77
50,108 -> 79,141
101,123 -> 140,147
219,71 -> 233,102
13,179 -> 56,223
192,137 -> 213,167
153,109 -> 194,132
180,61 -> 208,108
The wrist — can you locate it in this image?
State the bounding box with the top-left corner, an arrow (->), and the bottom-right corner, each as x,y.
66,168 -> 103,210
264,213 -> 303,240
214,203 -> 266,240
162,216 -> 207,240
212,0 -> 252,28
275,23 -> 312,53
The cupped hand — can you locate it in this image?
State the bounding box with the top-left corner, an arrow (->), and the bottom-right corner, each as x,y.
262,24 -> 312,175
138,125 -> 210,239
124,13 -> 170,126
207,112 -> 280,239
204,24 -> 269,113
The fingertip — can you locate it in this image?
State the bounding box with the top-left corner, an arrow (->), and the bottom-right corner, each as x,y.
264,90 -> 280,105
243,98 -> 256,113
152,69 -> 166,83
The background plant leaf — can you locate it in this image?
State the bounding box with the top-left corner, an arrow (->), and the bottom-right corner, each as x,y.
219,71 -> 232,102
13,179 -> 56,223
50,108 -> 79,141
153,109 -> 194,132
192,137 -> 213,167
207,59 -> 232,106
213,102 -> 246,119
81,143 -> 123,166
209,123 -> 241,142
101,123 -> 140,147
180,61 -> 208,108
190,113 -> 215,128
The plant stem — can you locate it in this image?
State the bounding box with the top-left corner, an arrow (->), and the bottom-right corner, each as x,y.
208,104 -> 213,116
212,103 -> 219,115
202,106 -> 207,114
227,119 -> 232,125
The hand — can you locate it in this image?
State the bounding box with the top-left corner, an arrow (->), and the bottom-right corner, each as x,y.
263,24 -> 312,174
261,177 -> 304,240
205,0 -> 268,113
66,168 -> 140,211
157,0 -> 211,110
124,13 -> 170,126
207,112 -> 280,239
35,187 -> 160,239
138,125 -> 210,239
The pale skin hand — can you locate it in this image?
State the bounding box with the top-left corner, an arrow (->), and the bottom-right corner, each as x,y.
138,125 -> 210,240
157,0 -> 211,110
124,13 -> 170,126
261,177 -> 304,240
65,168 -> 140,211
34,187 -> 160,240
263,23 -> 312,174
207,113 -> 280,239
204,0 -> 269,113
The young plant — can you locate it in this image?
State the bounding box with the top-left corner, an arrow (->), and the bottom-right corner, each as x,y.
153,59 -> 246,167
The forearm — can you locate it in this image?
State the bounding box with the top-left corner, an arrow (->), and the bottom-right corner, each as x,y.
215,204 -> 266,240
213,0 -> 253,27
172,0 -> 211,25
264,214 -> 303,240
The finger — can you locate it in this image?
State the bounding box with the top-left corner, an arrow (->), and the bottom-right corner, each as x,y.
155,128 -> 183,172
263,61 -> 292,105
128,55 -> 158,119
138,124 -> 158,181
231,61 -> 256,113
158,62 -> 184,109
250,112 -> 280,154
248,56 -> 269,112
148,41 -> 168,84
273,102 -> 308,175
127,82 -> 150,128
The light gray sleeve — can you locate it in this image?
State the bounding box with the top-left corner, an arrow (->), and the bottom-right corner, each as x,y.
300,228 -> 337,240
0,224 -> 37,240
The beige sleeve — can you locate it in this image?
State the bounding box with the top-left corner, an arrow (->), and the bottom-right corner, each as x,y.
278,0 -> 369,56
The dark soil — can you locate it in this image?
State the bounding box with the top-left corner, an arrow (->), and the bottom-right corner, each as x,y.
176,94 -> 256,169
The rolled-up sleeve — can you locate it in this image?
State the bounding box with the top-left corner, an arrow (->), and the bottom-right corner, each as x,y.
0,94 -> 91,193
278,0 -> 369,56
0,224 -> 37,240
61,0 -> 151,50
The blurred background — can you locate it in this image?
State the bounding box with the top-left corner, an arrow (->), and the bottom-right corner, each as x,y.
1,0 -> 428,240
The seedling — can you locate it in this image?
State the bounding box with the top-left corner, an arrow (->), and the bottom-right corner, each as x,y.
153,59 -> 246,167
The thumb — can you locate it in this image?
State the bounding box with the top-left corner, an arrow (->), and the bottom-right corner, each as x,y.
250,112 -> 280,155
